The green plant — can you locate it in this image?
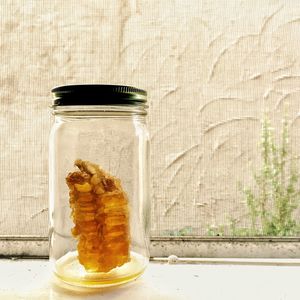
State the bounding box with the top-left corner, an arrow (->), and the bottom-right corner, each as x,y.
163,226 -> 194,236
207,224 -> 225,237
208,115 -> 300,236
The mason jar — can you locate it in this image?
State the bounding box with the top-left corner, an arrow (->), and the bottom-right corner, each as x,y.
49,84 -> 150,287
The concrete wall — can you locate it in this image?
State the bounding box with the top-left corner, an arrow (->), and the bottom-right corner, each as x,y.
1,0 -> 300,236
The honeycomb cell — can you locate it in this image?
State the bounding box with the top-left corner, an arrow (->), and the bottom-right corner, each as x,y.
66,159 -> 130,273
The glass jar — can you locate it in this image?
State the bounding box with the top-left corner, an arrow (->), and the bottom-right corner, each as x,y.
49,85 -> 150,288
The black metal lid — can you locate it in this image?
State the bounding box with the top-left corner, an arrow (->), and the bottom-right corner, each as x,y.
51,84 -> 147,106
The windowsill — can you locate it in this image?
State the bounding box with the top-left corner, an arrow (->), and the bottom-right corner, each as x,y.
0,259 -> 299,299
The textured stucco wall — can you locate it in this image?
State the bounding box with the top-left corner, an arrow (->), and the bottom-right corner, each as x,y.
1,0 -> 300,236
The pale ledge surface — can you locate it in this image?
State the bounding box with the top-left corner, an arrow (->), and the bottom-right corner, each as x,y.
0,259 -> 299,299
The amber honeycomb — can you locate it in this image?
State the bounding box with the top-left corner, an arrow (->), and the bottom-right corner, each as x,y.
66,159 -> 130,273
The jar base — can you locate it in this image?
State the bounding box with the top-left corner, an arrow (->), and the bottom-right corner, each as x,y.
54,251 -> 148,288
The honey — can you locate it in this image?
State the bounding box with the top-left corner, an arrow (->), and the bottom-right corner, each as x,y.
66,159 -> 130,273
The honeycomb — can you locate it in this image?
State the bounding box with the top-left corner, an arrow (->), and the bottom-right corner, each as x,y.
66,159 -> 130,273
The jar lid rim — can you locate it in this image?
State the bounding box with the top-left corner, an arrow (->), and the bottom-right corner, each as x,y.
52,84 -> 147,106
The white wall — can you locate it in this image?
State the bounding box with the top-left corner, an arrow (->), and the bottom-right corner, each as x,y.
1,0 -> 300,236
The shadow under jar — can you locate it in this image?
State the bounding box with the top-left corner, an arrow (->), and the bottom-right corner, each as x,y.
49,85 -> 150,288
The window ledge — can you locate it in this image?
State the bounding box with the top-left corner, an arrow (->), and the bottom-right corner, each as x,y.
2,236 -> 300,258
0,259 -> 299,299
